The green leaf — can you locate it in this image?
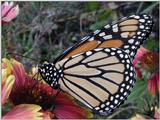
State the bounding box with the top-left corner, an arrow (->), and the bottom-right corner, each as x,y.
97,9 -> 112,21
89,20 -> 107,31
127,80 -> 147,101
144,38 -> 159,51
86,2 -> 100,11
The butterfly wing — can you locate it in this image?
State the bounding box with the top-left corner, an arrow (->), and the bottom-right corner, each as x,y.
54,14 -> 153,63
55,48 -> 135,115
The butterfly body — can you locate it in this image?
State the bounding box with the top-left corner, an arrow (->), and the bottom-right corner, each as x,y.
38,14 -> 153,115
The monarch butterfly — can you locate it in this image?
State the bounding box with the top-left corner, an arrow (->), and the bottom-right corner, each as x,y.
38,14 -> 153,115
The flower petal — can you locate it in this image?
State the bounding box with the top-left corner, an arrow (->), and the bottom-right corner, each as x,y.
11,59 -> 27,88
148,73 -> 160,95
54,93 -> 93,119
131,114 -> 146,120
2,4 -> 19,22
135,67 -> 143,80
1,2 -> 13,17
54,105 -> 93,119
2,104 -> 43,120
2,75 -> 15,105
154,107 -> 160,119
132,46 -> 148,65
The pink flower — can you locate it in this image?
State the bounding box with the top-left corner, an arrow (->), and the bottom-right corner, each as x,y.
1,2 -> 19,24
132,47 -> 149,80
148,73 -> 160,95
4,58 -> 92,119
132,46 -> 149,65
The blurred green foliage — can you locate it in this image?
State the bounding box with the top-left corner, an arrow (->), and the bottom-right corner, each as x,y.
2,1 -> 159,119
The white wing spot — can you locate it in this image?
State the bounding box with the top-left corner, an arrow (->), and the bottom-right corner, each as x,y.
139,19 -> 145,22
106,102 -> 110,105
137,32 -> 141,35
124,92 -> 127,96
101,104 -> 105,108
135,41 -> 139,45
104,24 -> 110,29
134,16 -> 140,19
128,39 -> 134,44
94,30 -> 101,35
86,51 -> 92,56
115,95 -> 119,98
105,107 -> 109,111
110,96 -> 114,101
110,105 -> 114,108
138,36 -> 142,39
126,59 -> 130,63
95,107 -> 100,110
105,48 -> 110,52
130,73 -> 133,76
99,32 -> 106,37
141,33 -> 145,36
111,48 -> 116,51
130,80 -> 133,84
121,32 -> 129,38
121,83 -> 126,87
125,50 -> 130,54
111,52 -> 115,55
114,99 -> 118,104
89,37 -> 94,41
124,45 -> 129,48
120,54 -> 124,58
94,48 -> 103,51
132,46 -> 136,49
103,35 -> 112,39
120,96 -> 124,100
125,54 -> 128,58
117,50 -> 122,53
140,25 -> 144,29
126,64 -> 130,69
120,88 -> 124,92
125,71 -> 128,74
126,76 -> 129,81
130,66 -> 133,71
131,52 -> 135,56
113,27 -> 118,32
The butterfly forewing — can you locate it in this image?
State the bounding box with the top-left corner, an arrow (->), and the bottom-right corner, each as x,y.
55,48 -> 135,115
54,14 -> 153,63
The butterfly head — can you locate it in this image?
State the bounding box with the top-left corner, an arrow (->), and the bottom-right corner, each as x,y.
38,63 -> 60,89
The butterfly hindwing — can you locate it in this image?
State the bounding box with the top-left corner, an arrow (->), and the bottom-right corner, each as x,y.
54,47 -> 135,115
39,14 -> 153,116
54,14 -> 153,62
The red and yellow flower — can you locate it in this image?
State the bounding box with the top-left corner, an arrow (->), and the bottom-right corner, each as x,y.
133,47 -> 159,95
2,58 -> 92,119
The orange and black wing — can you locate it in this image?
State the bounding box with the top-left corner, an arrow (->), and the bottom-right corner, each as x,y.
54,14 -> 153,62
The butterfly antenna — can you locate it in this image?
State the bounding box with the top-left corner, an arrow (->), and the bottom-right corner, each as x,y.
30,71 -> 43,89
6,52 -> 39,63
